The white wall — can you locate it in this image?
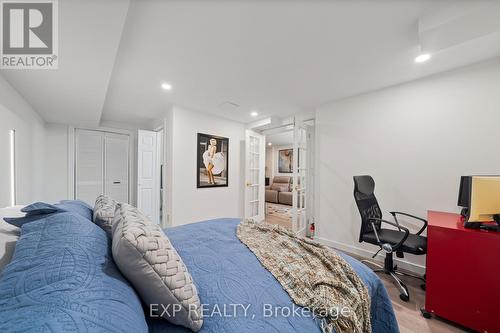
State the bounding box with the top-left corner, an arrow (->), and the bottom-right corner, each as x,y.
166,106 -> 245,226
44,123 -> 69,203
0,74 -> 46,207
315,58 -> 500,273
265,147 -> 273,178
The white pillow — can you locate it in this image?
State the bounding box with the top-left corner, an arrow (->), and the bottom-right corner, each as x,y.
0,205 -> 24,272
112,203 -> 203,332
93,194 -> 117,237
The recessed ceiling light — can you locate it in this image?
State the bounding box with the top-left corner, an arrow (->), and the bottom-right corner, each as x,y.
414,53 -> 431,63
268,142 -> 272,146
250,111 -> 259,117
161,82 -> 172,91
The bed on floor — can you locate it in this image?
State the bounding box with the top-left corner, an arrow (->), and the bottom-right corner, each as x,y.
0,202 -> 399,333
150,218 -> 398,333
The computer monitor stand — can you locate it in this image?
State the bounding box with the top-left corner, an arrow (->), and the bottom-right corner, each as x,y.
479,214 -> 500,232
463,215 -> 500,231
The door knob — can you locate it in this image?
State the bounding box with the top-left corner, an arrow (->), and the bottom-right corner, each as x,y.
246,182 -> 252,187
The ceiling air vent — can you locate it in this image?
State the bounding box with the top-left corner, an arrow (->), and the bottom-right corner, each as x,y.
218,101 -> 240,112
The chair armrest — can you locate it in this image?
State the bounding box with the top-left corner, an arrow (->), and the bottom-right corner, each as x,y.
389,211 -> 428,235
369,217 -> 410,252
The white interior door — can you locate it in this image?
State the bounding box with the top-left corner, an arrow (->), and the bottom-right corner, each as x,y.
292,120 -> 313,235
75,129 -> 104,205
305,122 -> 315,237
137,130 -> 159,224
157,129 -> 164,226
245,129 -> 265,222
105,133 -> 130,203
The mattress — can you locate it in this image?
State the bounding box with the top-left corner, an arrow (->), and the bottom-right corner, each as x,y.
0,206 -> 24,272
149,218 -> 399,333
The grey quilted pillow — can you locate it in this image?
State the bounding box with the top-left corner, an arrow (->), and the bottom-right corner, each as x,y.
112,203 -> 203,332
93,194 -> 117,237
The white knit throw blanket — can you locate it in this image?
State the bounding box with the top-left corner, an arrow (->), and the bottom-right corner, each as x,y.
237,220 -> 371,333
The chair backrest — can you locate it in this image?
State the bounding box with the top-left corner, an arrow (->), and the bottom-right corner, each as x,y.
353,175 -> 382,242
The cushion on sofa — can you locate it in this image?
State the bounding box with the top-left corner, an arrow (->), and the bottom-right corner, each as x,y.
270,183 -> 289,192
0,212 -> 148,332
279,191 -> 293,206
93,194 -> 117,237
265,189 -> 279,203
273,176 -> 291,184
269,176 -> 291,192
112,203 -> 203,332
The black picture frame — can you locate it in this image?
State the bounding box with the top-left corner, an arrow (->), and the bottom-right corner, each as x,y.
197,133 -> 229,188
278,148 -> 293,173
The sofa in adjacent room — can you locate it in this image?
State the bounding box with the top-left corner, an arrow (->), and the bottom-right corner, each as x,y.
265,176 -> 292,205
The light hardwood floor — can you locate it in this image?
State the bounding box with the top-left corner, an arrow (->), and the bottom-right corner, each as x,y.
366,262 -> 473,333
265,213 -> 292,230
264,203 -> 292,230
264,204 -> 470,332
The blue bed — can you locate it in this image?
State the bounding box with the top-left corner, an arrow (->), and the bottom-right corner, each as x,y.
149,218 -> 399,333
0,203 -> 399,333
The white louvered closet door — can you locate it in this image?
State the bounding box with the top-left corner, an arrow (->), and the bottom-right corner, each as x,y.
104,133 -> 129,203
75,129 -> 130,206
75,129 -> 104,205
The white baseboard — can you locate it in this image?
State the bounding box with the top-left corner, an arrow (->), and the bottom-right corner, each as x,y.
315,237 -> 426,275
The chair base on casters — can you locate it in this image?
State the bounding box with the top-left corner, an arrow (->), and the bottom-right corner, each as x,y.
361,252 -> 425,302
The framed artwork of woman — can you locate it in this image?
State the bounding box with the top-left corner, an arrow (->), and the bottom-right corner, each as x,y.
197,133 -> 229,188
278,148 -> 293,173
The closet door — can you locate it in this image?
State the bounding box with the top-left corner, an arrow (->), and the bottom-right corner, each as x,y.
105,133 -> 129,203
75,129 -> 104,205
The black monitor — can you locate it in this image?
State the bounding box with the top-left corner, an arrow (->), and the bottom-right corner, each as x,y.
458,175 -> 500,231
458,176 -> 472,209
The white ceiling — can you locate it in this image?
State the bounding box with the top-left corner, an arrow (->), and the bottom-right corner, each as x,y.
266,131 -> 293,147
2,0 -> 500,127
1,0 -> 129,126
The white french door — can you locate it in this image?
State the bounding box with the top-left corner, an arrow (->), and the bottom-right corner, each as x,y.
137,130 -> 160,224
292,119 -> 314,235
245,129 -> 266,222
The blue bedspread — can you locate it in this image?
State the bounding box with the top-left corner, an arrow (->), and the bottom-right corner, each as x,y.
149,218 -> 399,333
0,212 -> 148,333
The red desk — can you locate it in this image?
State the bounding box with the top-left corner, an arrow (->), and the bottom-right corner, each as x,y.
425,211 -> 500,333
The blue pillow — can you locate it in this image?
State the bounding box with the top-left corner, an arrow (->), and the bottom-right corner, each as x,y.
60,199 -> 93,210
5,200 -> 94,227
21,201 -> 64,215
5,202 -> 65,227
0,212 -> 148,332
57,199 -> 93,221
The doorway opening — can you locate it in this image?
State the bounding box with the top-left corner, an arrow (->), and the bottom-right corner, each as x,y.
244,117 -> 315,236
264,129 -> 294,230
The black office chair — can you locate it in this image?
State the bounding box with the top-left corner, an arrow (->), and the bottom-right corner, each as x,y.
353,175 -> 427,302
